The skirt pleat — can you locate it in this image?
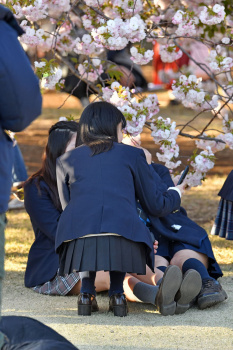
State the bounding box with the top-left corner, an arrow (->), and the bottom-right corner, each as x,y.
59,235 -> 147,276
211,199 -> 233,240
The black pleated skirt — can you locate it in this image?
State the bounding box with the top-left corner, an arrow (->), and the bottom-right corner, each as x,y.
59,235 -> 147,276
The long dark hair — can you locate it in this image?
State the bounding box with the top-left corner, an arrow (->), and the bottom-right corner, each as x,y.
79,101 -> 126,155
25,121 -> 80,211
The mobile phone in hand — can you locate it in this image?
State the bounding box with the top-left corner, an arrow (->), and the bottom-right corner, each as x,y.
177,165 -> 189,185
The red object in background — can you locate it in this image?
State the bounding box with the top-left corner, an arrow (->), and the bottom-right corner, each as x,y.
153,42 -> 189,89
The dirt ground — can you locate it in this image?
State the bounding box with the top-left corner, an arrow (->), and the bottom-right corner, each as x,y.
2,92 -> 233,350
2,271 -> 233,350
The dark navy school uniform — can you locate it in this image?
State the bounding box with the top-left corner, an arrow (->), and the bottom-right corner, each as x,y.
0,5 -> 42,214
24,180 -> 61,288
211,171 -> 233,240
148,163 -> 223,279
56,143 -> 181,274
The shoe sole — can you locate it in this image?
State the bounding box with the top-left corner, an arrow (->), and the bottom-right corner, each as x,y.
175,269 -> 202,314
111,305 -> 128,317
78,304 -> 92,316
155,265 -> 183,316
198,290 -> 228,310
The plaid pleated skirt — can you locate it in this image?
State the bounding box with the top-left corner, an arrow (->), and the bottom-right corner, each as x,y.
59,235 -> 147,276
211,199 -> 233,240
32,270 -> 80,296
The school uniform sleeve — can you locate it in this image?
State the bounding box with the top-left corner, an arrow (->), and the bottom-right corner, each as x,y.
56,158 -> 70,210
151,163 -> 175,187
134,150 -> 181,217
0,6 -> 42,132
24,181 -> 60,243
150,163 -> 188,216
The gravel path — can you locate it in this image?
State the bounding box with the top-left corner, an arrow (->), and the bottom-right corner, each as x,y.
2,271 -> 233,350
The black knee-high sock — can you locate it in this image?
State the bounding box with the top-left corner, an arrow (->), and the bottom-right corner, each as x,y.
80,271 -> 96,296
109,271 -> 126,296
182,258 -> 213,281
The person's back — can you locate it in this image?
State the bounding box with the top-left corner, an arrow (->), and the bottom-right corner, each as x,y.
56,142 -> 155,273
56,101 -> 183,317
56,141 -> 181,256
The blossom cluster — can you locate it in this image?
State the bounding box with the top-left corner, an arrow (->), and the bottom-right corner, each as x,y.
74,34 -> 103,56
106,0 -> 143,18
195,135 -> 226,153
172,74 -> 219,111
151,117 -> 181,169
20,21 -> 47,47
12,0 -> 71,21
172,10 -> 199,37
102,82 -> 159,135
13,0 -> 48,22
130,47 -> 154,65
91,16 -> 146,50
199,4 -> 226,25
208,45 -> 233,73
4,0 -> 233,188
41,68 -> 63,90
175,147 -> 215,187
20,21 -> 74,53
189,147 -> 215,185
159,44 -> 183,63
78,59 -> 104,82
34,60 -> 63,90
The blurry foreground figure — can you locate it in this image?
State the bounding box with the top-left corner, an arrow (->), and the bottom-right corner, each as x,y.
0,5 -> 77,350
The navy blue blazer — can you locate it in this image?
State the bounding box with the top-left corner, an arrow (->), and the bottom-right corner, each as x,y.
24,180 -> 60,288
0,6 -> 42,214
0,316 -> 78,349
56,143 -> 181,270
148,163 -> 207,248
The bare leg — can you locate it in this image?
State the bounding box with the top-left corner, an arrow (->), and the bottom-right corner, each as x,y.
170,249 -> 208,270
154,256 -> 169,283
123,275 -> 143,302
129,256 -> 169,286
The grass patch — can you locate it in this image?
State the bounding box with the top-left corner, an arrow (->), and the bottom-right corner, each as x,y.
5,176 -> 233,277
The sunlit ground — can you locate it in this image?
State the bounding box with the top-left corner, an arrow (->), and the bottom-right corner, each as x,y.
3,88 -> 233,350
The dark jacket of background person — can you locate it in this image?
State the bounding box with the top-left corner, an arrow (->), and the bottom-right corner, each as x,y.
0,5 -> 42,214
0,316 -> 78,349
24,180 -> 60,288
148,163 -> 207,248
56,143 -> 181,271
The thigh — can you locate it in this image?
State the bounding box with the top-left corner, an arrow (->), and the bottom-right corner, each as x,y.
154,255 -> 169,268
171,249 -> 208,269
130,265 -> 157,285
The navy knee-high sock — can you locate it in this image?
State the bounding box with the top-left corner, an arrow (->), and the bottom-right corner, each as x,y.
109,271 -> 126,296
80,271 -> 96,296
182,258 -> 214,281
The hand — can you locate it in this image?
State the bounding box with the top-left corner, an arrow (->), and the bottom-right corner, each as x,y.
153,240 -> 158,254
176,182 -> 186,195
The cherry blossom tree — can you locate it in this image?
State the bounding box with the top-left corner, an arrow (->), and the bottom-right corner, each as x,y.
3,0 -> 233,186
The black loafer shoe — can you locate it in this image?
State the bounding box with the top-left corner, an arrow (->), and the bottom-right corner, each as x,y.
155,265 -> 182,316
78,293 -> 99,316
197,279 -> 228,310
175,269 -> 202,314
109,293 -> 128,317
